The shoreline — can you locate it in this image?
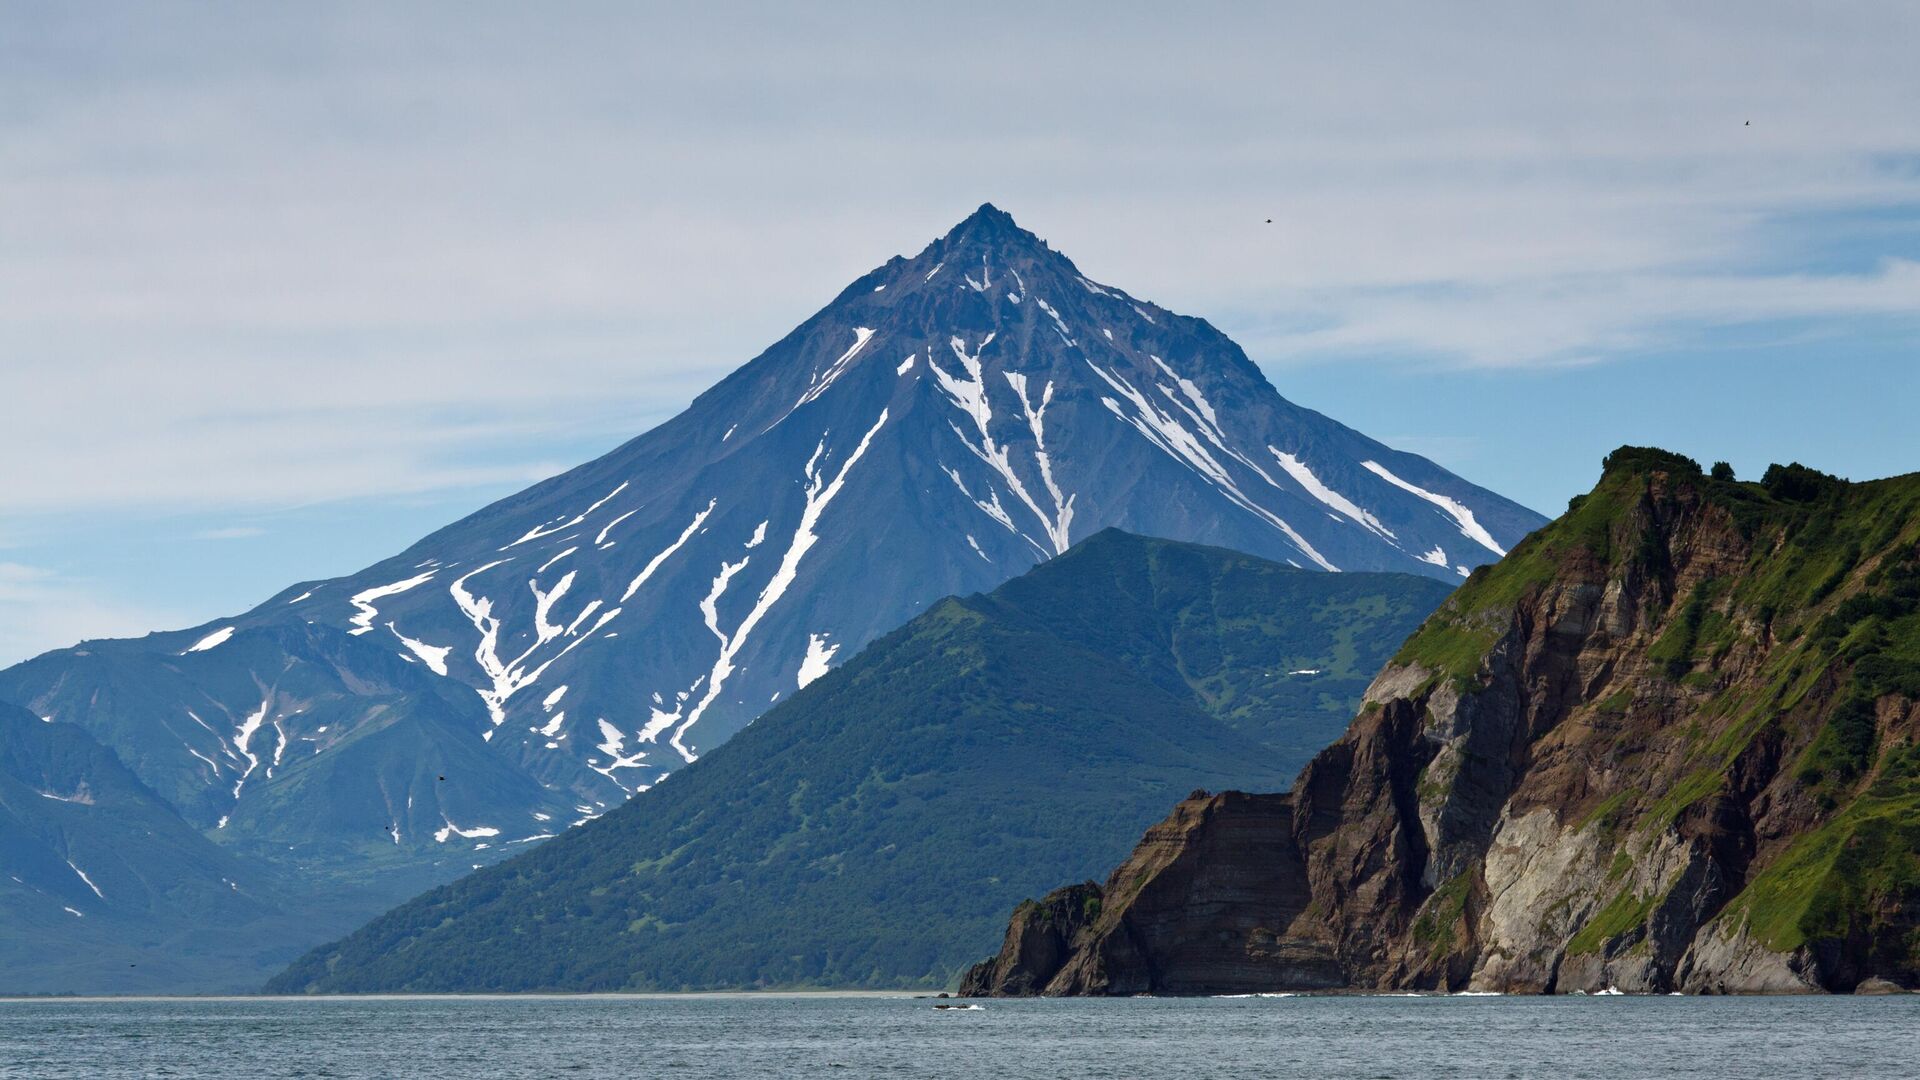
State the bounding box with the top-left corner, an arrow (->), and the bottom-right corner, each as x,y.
6,988 -> 1913,1004
0,989 -> 925,1004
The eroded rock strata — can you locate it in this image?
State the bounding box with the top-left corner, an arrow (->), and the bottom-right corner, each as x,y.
965,450 -> 1920,996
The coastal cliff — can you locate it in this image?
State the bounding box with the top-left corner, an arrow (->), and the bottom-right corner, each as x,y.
965,450 -> 1920,995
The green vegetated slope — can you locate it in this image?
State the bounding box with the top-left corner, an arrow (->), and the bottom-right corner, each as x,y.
269,529 -> 1451,992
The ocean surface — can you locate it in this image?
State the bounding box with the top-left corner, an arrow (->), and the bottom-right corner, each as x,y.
1,992 -> 1914,1078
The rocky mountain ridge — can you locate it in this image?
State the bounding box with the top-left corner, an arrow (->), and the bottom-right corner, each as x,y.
964,449 -> 1920,995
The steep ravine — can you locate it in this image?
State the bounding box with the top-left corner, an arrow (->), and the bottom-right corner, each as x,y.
964,449 -> 1920,995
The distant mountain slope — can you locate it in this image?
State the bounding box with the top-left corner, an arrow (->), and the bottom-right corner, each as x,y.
1,205 -> 1538,991
0,702 -> 355,993
963,452 -> 1920,997
268,531 -> 1451,992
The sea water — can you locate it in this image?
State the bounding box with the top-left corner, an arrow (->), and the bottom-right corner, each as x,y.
1,992 -> 1913,1078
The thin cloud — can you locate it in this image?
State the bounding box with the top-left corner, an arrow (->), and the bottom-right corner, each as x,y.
0,563 -> 186,663
1237,259 -> 1920,369
1,2 -> 1917,516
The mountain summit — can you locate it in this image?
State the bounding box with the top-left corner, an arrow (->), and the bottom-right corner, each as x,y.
0,207 -> 1544,961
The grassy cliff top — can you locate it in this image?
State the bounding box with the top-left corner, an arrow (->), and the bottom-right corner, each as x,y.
1396,446 -> 1920,691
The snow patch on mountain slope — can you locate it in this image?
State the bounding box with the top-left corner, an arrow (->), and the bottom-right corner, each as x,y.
596,508 -> 639,547
1033,298 -> 1076,348
537,547 -> 577,574
184,626 -> 235,654
562,600 -> 604,638
1360,460 -> 1507,556
669,409 -> 890,762
1146,357 -> 1299,503
388,623 -> 452,675
590,717 -> 651,786
941,464 -> 1030,550
797,633 -> 838,689
185,745 -> 222,779
224,699 -> 271,812
184,709 -> 235,767
1270,450 -> 1395,541
1004,371 -> 1076,553
67,861 -> 103,900
503,482 -> 629,550
453,559 -> 624,732
1150,356 -> 1219,431
792,327 -> 877,414
638,700 -> 682,745
529,570 -> 577,647
700,556 -> 753,646
348,572 -> 437,636
965,255 -> 993,293
621,502 -> 716,602
266,719 -> 288,777
930,334 -> 1074,554
434,819 -> 500,843
1088,360 -> 1336,572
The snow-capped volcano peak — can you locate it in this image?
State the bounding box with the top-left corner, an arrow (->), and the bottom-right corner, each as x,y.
0,205 -> 1545,880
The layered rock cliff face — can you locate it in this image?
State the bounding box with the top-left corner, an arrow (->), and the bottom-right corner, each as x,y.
964,450 -> 1920,995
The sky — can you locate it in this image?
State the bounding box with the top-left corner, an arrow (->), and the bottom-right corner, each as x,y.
4,1 -> 1920,665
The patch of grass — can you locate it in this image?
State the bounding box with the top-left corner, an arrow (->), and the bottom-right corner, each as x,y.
1736,745 -> 1920,953
1392,623 -> 1495,692
1577,790 -> 1635,835
1648,581 -> 1728,678
1594,689 -> 1634,716
1606,847 -> 1634,882
1415,762 -> 1451,805
1412,870 -> 1475,953
1797,695 -> 1880,787
1566,886 -> 1659,956
1646,767 -> 1724,828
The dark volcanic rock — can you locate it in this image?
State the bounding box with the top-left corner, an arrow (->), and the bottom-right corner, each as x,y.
958,882 -> 1104,996
963,790 -> 1341,996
